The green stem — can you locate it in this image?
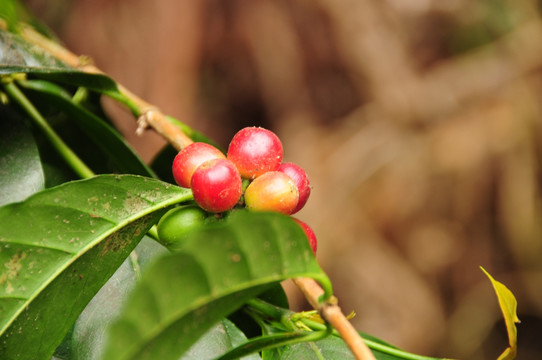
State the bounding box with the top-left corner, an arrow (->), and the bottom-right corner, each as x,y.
245,298 -> 289,320
72,87 -> 88,105
245,297 -> 300,332
107,90 -> 141,117
215,324 -> 332,360
3,80 -> 95,179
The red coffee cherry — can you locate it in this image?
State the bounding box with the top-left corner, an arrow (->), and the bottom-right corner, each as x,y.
278,162 -> 311,214
293,218 -> 317,254
244,171 -> 298,215
191,158 -> 242,213
227,127 -> 283,179
172,142 -> 225,188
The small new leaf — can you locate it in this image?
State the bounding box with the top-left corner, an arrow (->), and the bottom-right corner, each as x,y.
480,267 -> 520,360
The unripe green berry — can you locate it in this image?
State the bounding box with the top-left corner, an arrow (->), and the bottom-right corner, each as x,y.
157,205 -> 207,246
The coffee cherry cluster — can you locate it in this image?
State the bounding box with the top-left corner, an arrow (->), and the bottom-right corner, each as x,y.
167,126 -> 317,253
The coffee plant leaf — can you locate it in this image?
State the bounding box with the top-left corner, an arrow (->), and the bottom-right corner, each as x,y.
103,211 -> 330,360
180,318 -> 261,360
62,239 -> 261,360
0,28 -> 68,69
19,79 -> 156,177
65,237 -> 168,360
263,334 -> 357,360
0,104 -> 44,206
481,267 -> 519,360
0,28 -> 123,101
0,175 -> 192,360
263,328 -> 446,360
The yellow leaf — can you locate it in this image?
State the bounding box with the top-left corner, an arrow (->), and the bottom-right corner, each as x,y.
480,267 -> 520,360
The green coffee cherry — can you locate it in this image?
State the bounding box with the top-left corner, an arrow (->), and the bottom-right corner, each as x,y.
157,205 -> 208,247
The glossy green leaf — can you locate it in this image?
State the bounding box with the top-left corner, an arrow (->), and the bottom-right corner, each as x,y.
103,211 -> 331,360
0,28 -> 125,101
41,162 -> 78,188
0,104 -> 44,206
21,87 -> 121,178
0,175 -> 193,360
65,239 -> 261,360
294,318 -> 447,360
217,323 -> 333,360
263,329 -> 438,360
181,319 -> 261,360
19,79 -> 156,177
263,333 -> 356,360
260,316 -> 359,360
68,237 -> 168,360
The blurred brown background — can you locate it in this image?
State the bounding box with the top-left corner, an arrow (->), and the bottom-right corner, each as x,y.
24,0 -> 542,358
